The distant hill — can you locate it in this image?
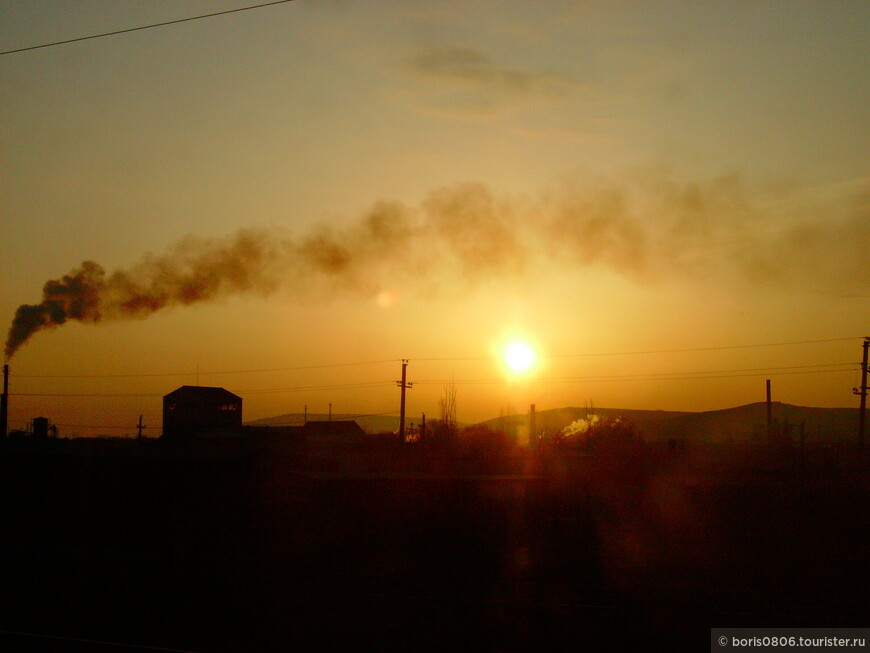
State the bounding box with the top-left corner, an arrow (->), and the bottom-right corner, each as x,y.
476,403 -> 861,445
656,402 -> 860,444
478,406 -> 691,439
250,403 -> 861,444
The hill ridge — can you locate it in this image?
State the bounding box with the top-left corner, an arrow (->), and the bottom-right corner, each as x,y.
249,402 -> 860,443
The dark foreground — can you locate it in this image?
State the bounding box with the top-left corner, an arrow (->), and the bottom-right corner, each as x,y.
0,438 -> 867,651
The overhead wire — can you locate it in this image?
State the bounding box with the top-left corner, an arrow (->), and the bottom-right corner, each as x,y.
412,336 -> 862,362
13,363 -> 856,396
10,337 -> 861,379
0,0 -> 296,56
11,380 -> 396,398
14,358 -> 402,379
255,408 -> 400,427
413,363 -> 857,386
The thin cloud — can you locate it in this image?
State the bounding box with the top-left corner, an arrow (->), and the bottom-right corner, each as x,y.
406,45 -> 584,118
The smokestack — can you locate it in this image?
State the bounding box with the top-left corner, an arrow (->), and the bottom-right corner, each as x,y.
1,364 -> 7,438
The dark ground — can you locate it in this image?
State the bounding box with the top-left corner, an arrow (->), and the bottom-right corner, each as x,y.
0,437 -> 866,652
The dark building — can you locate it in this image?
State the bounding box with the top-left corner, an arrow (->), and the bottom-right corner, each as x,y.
162,386 -> 243,438
32,417 -> 50,439
303,420 -> 366,439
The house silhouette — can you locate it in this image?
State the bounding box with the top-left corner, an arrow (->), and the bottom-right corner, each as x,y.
162,386 -> 242,438
303,420 -> 365,439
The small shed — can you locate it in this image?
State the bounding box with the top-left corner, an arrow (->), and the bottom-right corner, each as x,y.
162,385 -> 242,438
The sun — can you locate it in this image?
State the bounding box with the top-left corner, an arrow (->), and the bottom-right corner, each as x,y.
504,341 -> 535,374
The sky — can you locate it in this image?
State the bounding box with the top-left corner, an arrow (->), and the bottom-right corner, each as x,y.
1,0 -> 868,436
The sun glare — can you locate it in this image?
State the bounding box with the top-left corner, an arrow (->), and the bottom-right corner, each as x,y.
504,341 -> 535,374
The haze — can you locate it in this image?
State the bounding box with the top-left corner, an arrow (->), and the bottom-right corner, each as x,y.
1,1 -> 867,435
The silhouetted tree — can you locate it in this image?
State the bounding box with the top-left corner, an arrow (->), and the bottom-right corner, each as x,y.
438,381 -> 457,435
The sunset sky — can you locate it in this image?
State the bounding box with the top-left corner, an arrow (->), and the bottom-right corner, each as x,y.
1,1 -> 867,436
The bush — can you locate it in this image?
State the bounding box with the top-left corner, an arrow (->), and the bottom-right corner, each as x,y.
457,424 -> 516,457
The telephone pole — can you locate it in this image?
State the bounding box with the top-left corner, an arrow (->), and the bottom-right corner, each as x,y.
854,337 -> 869,448
397,360 -> 412,444
136,415 -> 146,439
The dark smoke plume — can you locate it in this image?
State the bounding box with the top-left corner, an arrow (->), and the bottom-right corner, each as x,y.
5,230 -> 287,358
6,174 -> 866,357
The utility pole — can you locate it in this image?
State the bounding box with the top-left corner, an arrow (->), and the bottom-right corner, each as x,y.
397,360 -> 412,444
136,415 -> 146,440
853,337 -> 869,449
766,379 -> 773,446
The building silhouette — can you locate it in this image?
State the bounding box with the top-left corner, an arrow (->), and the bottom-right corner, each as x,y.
302,420 -> 365,440
162,386 -> 242,438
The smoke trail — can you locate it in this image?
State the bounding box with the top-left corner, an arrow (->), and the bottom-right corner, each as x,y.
4,208 -> 422,357
5,230 -> 288,358
6,174 -> 866,357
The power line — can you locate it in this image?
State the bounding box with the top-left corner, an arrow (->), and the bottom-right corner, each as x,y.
548,337 -> 864,359
413,363 -> 857,386
11,337 -> 860,379
413,337 -> 862,363
11,380 -> 396,398
241,381 -> 395,394
52,423 -> 159,431
6,419 -> 152,431
14,365 -> 853,396
12,392 -> 163,398
0,0 -> 296,56
256,409 -> 400,426
14,359 -> 401,379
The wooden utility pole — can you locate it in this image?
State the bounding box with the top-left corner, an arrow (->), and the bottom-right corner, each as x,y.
397,360 -> 412,444
136,415 -> 146,439
854,337 -> 869,448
